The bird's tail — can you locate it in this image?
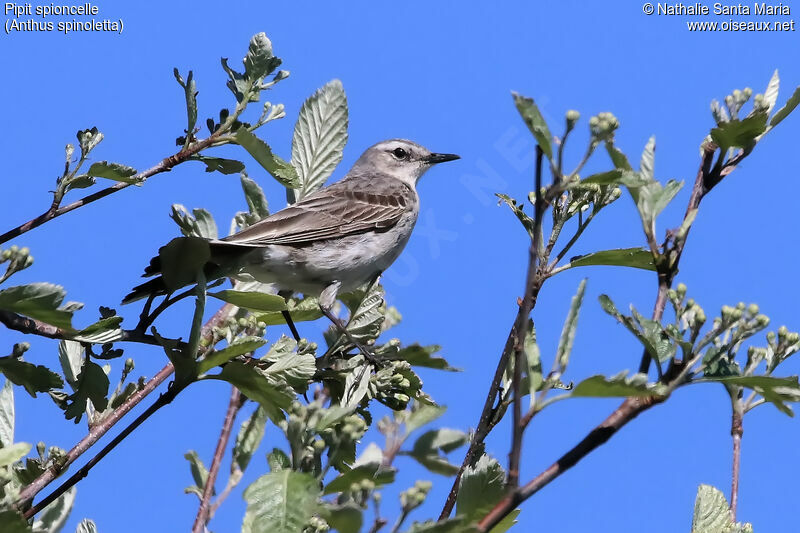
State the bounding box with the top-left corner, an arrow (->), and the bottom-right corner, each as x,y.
122,238 -> 255,304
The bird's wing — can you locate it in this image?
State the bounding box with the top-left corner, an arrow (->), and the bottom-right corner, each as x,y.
221,176 -> 415,246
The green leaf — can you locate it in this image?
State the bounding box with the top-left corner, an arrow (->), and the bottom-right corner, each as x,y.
74,315 -> 124,344
86,161 -> 139,183
58,340 -> 83,391
405,428 -> 468,476
490,510 -> 521,533
190,155 -> 246,175
0,283 -> 77,330
267,448 -> 291,472
405,403 -> 447,435
404,517 -> 476,533
198,336 -> 266,375
555,279 -> 587,370
0,379 -> 14,447
322,503 -> 363,533
158,237 -> 210,291
523,320 -> 542,402
512,92 -> 552,159
152,327 -> 197,387
233,406 -> 268,472
496,193 -> 534,237
770,85 -> 800,127
572,371 -> 667,398
207,361 -> 294,423
326,283 -> 386,351
390,344 -> 460,372
456,454 -> 506,524
242,471 -> 320,533
0,357 -> 63,398
0,441 -> 30,467
692,484 -> 753,533
208,289 -> 286,313
169,205 -> 218,240
764,69 -> 780,114
599,295 -> 674,365
605,141 -> 632,170
241,174 -> 270,220
0,509 -> 31,533
256,296 -> 322,326
243,32 -> 280,80
262,336 -> 316,390
581,169 -> 645,187
75,519 -> 98,533
639,136 -> 655,181
566,248 -> 656,272
63,360 -> 109,423
184,450 -> 211,497
323,462 -> 395,495
700,375 -> 800,416
291,79 -> 349,199
173,68 -> 198,139
235,128 -> 300,189
710,112 -> 768,149
32,486 -> 75,533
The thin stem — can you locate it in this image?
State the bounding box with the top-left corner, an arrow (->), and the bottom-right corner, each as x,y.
730,405 -> 744,520
390,510 -> 410,533
509,146 -> 545,488
192,387 -> 244,533
550,209 -> 596,268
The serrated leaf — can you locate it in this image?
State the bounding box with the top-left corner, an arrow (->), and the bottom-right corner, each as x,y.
692,484 -> 753,533
572,371 -> 667,398
605,142 -> 632,170
710,112 -> 769,149
495,193 -> 534,237
0,357 -> 63,398
206,362 -> 293,423
0,379 -> 13,447
58,341 -> 83,391
456,454 -> 506,525
170,205 -> 219,240
405,428 -> 467,476
764,69 -> 780,114
323,462 -> 395,495
158,237 -> 210,291
555,279 -> 586,370
0,283 -> 77,330
208,289 -> 286,313
235,128 -> 299,189
74,316 -> 124,344
63,360 -> 109,423
390,344 -> 459,372
291,80 -> 349,199
184,450 -> 211,496
233,406 -> 268,472
198,336 -> 266,375
405,403 -> 447,435
86,161 -> 139,183
566,248 -> 656,271
523,319 -> 542,401
173,68 -> 198,140
267,448 -> 291,472
241,174 -> 270,220
190,155 -> 246,175
342,364 -> 371,410
770,85 -> 800,127
32,486 -> 75,533
322,503 -> 363,533
0,442 -> 30,467
326,283 -> 386,351
242,471 -> 320,533
640,136 -> 655,181
256,296 -> 322,326
700,375 -> 800,417
512,92 -> 552,159
243,32 -> 280,80
581,170 -> 646,187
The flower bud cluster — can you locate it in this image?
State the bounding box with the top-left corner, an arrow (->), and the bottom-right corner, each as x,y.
589,112 -> 619,142
400,480 -> 433,512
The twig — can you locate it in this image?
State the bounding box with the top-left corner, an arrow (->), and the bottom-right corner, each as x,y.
477,395 -> 663,532
730,407 -> 743,520
509,147 -> 545,488
16,303 -> 235,512
192,387 -> 244,533
0,133 -> 224,246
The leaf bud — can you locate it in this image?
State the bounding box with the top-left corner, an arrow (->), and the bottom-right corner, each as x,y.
721,305 -> 735,322
736,302 -> 745,311
676,283 -> 687,298
12,342 -> 30,357
778,325 -> 788,340
313,439 -> 326,454
747,303 -> 760,316
1,249 -> 10,260
19,247 -> 29,257
9,245 -> 18,253
667,289 -> 677,301
238,317 -> 248,328
767,331 -> 776,344
755,314 -> 770,327
787,332 -> 800,345
124,358 -> 135,372
36,441 -> 46,457
360,479 -> 375,491
694,308 -> 706,325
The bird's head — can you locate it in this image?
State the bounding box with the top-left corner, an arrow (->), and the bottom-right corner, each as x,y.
352,139 -> 459,187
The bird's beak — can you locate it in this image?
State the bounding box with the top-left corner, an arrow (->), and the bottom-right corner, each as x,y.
425,153 -> 460,164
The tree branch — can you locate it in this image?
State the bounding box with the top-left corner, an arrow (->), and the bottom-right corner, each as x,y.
730,406 -> 743,520
477,395 -> 664,532
15,303 -> 235,513
192,387 -> 244,533
0,133 -> 224,246
509,146 -> 545,488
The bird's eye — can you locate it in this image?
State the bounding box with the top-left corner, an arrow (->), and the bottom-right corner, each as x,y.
392,147 -> 408,160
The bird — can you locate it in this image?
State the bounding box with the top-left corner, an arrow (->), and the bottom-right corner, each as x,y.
122,139 -> 459,354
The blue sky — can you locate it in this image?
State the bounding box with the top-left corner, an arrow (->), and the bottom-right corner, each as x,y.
3,1 -> 800,531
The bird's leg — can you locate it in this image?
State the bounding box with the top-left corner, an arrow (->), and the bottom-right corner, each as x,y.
319,281 -> 379,365
278,290 -> 302,342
